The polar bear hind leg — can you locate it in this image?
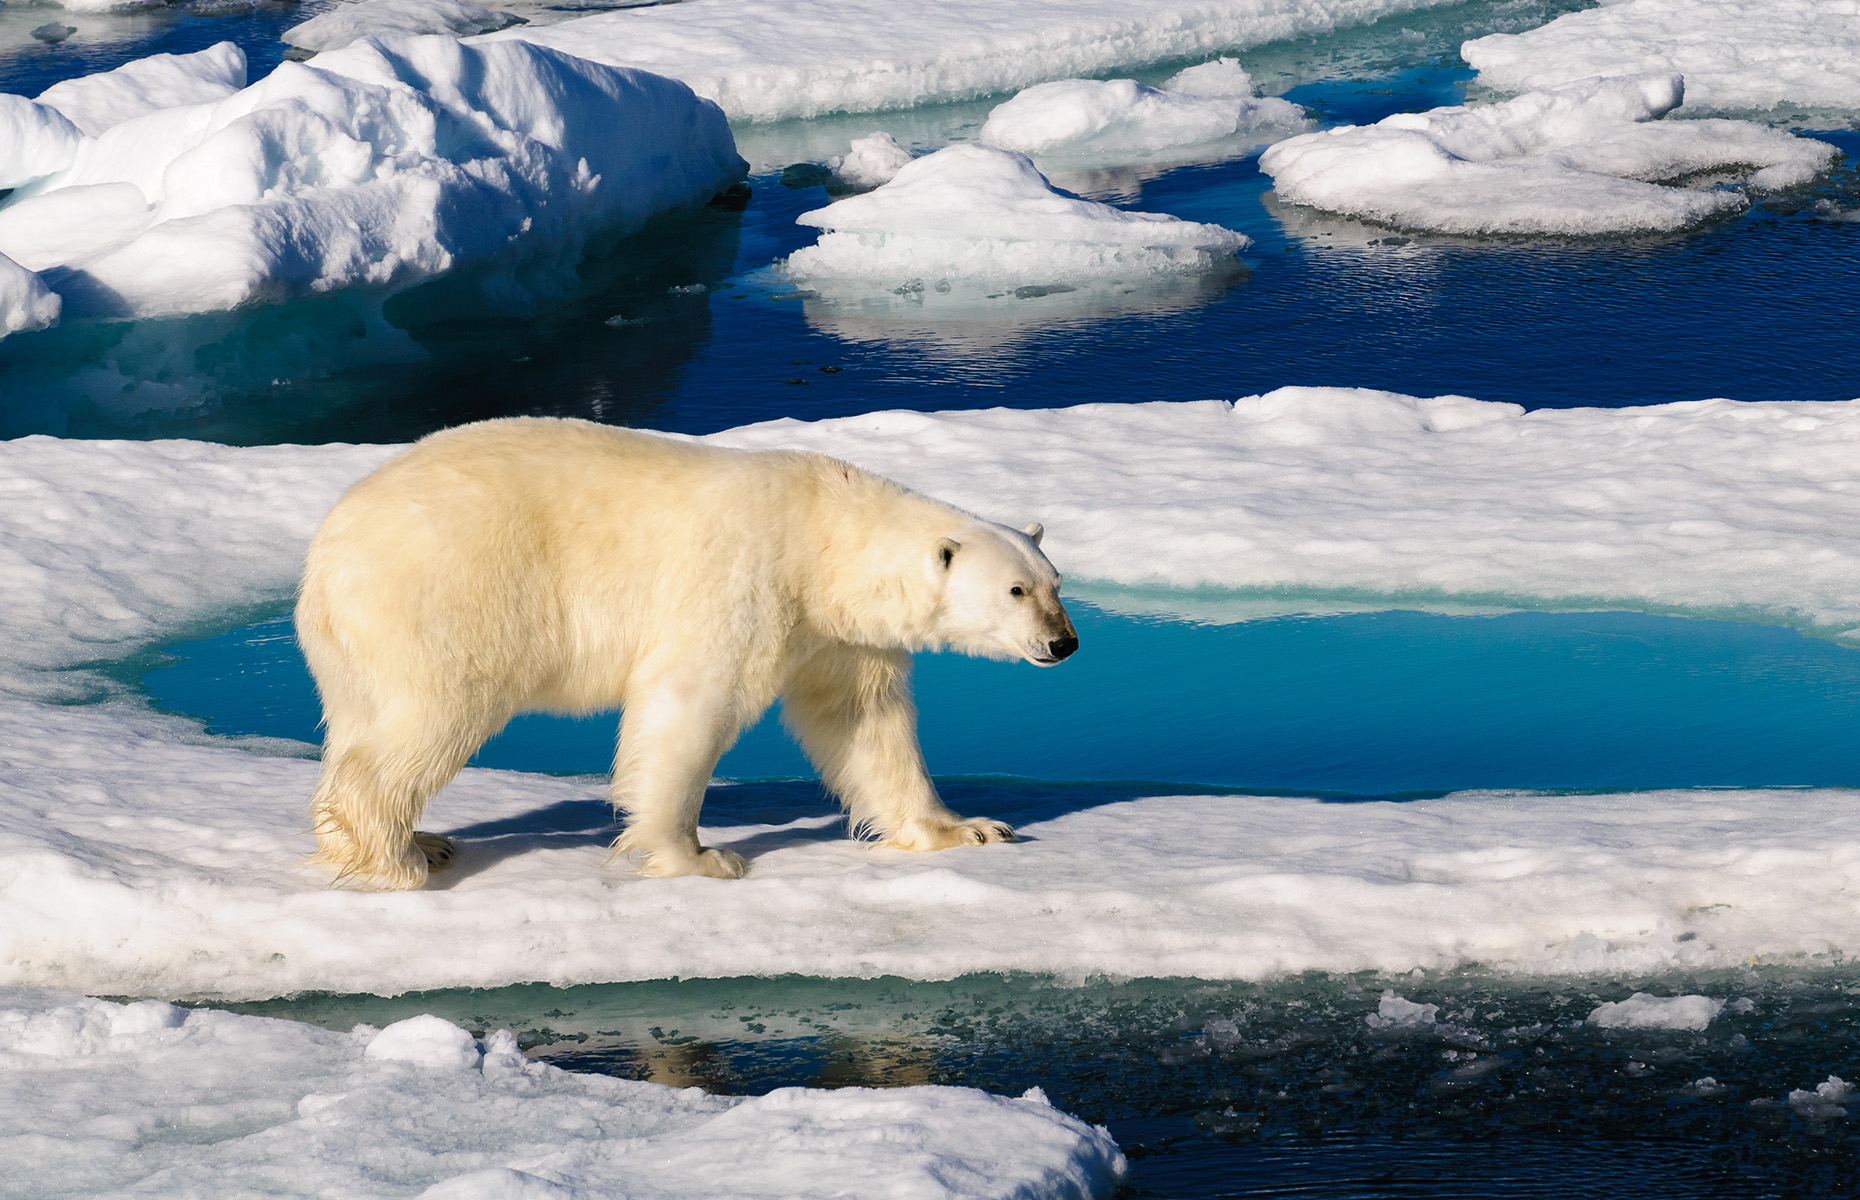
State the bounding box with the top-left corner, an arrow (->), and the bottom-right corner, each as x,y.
781,644 -> 1015,851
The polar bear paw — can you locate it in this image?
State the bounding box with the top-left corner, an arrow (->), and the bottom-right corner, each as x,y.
413,832 -> 458,870
888,816 -> 1017,852
628,843 -> 749,879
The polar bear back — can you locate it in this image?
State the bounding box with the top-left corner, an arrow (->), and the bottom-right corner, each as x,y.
298,417 -> 967,721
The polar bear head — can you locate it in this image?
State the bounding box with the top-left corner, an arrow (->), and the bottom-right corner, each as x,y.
930,522 -> 1078,666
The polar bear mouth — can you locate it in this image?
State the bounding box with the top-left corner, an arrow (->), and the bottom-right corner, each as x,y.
1026,654 -> 1063,667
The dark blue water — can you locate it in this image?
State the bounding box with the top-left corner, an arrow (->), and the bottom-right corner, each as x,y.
144,602 -> 1860,793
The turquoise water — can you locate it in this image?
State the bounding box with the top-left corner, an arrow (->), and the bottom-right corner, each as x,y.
146,601 -> 1860,794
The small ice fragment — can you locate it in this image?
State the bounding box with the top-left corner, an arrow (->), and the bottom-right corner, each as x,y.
667,284 -> 708,296
31,23 -> 76,44
1787,1076 -> 1853,1119
1366,991 -> 1439,1030
1162,57 -> 1257,97
1586,993 -> 1725,1031
979,74 -> 1306,159
827,132 -> 914,191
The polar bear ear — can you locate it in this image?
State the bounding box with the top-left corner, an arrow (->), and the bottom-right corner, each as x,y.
937,538 -> 960,569
1021,522 -> 1044,546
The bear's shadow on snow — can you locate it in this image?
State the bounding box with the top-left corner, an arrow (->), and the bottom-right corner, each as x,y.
429,776 -> 1380,884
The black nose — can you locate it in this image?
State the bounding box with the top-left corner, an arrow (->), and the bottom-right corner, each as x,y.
1048,633 -> 1078,661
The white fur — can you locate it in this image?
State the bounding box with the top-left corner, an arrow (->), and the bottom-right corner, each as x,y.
295,417 -> 1076,889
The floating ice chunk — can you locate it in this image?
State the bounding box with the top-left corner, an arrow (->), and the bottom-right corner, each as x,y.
787,143 -> 1248,291
978,71 -> 1307,161
37,0 -> 159,12
1787,1076 -> 1853,1119
1162,56 -> 1257,97
0,36 -> 744,323
1587,993 -> 1725,1031
285,0 -> 526,55
827,130 -> 914,191
365,1015 -> 486,1070
0,989 -> 1125,1199
0,252 -> 60,336
488,0 -> 1469,122
1463,0 -> 1860,115
30,23 -> 76,44
34,42 -> 247,137
1258,74 -> 1835,236
1366,991 -> 1438,1030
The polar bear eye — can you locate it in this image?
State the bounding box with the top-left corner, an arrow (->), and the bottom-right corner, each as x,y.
1010,585 -> 1025,597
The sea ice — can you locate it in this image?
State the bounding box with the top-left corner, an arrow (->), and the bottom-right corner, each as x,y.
827,130 -> 915,191
10,396 -> 1860,995
0,37 -> 743,331
978,61 -> 1308,162
0,252 -> 60,334
1365,992 -> 1438,1030
1257,74 -> 1835,236
785,143 -> 1249,295
1463,0 -> 1860,115
1787,1076 -> 1854,1120
0,992 -> 1124,1199
284,0 -> 526,55
1586,993 -> 1725,1031
488,0 -> 1463,121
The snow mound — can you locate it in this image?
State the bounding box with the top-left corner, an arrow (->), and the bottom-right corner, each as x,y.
1586,993 -> 1725,1031
364,1014 -> 486,1069
786,143 -> 1249,293
487,0 -> 1462,122
285,0 -> 525,54
1258,73 -> 1835,236
1463,0 -> 1860,115
0,991 -> 1124,1199
827,130 -> 914,190
0,36 -> 744,323
34,42 -> 247,137
978,65 -> 1308,162
0,252 -> 60,336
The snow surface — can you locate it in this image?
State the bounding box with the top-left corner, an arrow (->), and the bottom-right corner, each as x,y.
785,143 -> 1250,295
1258,73 -> 1835,236
0,37 -> 743,329
284,0 -> 526,54
1463,0 -> 1860,116
9,393 -> 1860,997
488,0 -> 1462,122
978,64 -> 1308,162
1586,993 -> 1725,1031
0,991 -> 1123,1199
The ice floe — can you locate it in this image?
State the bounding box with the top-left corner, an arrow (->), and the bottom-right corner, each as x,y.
284,0 -> 526,54
0,37 -> 743,332
826,130 -> 915,191
1587,993 -> 1725,1031
784,143 -> 1249,296
0,991 -> 1123,1198
9,394 -> 1860,996
978,60 -> 1308,163
1258,73 -> 1836,236
1463,0 -> 1860,116
490,0 -> 1463,122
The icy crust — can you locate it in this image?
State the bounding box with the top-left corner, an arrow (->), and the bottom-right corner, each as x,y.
978,63 -> 1309,162
0,38 -> 744,328
6,699 -> 1860,996
487,0 -> 1460,122
1257,74 -> 1836,236
284,0 -> 526,54
786,143 -> 1250,291
1463,0 -> 1860,115
0,993 -> 1123,1199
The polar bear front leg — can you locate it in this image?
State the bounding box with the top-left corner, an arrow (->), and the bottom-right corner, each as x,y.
610,678 -> 748,879
781,645 -> 1016,851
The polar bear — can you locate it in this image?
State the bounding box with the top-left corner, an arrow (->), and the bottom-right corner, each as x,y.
295,417 -> 1077,889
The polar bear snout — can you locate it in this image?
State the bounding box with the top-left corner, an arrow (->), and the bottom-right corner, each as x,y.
1048,632 -> 1079,661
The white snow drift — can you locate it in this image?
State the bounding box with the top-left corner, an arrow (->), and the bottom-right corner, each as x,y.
1463,0 -> 1860,115
785,143 -> 1249,292
1258,73 -> 1835,236
0,991 -> 1124,1199
0,38 -> 743,331
979,59 -> 1308,162
284,0 -> 525,54
489,0 -> 1461,122
9,393 -> 1860,998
